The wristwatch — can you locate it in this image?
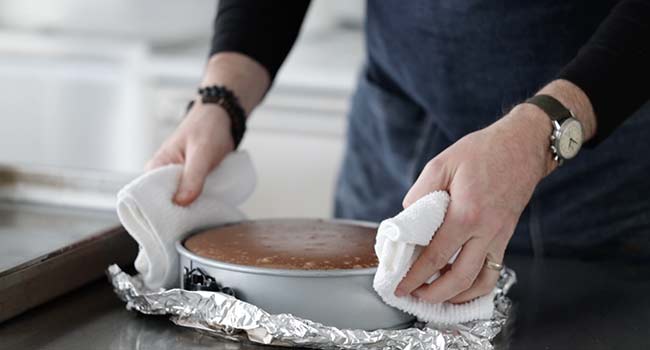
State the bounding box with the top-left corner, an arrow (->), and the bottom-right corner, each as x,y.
525,94 -> 584,166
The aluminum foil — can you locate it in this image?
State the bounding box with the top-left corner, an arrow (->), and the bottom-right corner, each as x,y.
108,265 -> 515,350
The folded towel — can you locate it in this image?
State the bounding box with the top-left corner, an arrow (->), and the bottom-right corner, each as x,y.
117,151 -> 255,290
373,191 -> 495,324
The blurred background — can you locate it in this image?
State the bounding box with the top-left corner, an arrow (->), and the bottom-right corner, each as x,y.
0,0 -> 365,218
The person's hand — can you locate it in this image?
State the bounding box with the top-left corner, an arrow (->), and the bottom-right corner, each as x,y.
145,102 -> 234,206
145,52 -> 269,206
394,104 -> 556,304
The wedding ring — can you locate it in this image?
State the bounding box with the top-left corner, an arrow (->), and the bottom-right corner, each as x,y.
484,256 -> 504,271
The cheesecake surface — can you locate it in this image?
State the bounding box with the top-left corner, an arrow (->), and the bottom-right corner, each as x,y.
184,219 -> 379,270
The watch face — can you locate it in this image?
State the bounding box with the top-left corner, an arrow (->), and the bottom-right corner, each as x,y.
557,118 -> 583,159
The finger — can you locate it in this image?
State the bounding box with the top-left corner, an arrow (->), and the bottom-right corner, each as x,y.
411,237 -> 488,304
449,225 -> 511,303
145,149 -> 184,171
447,257 -> 500,304
402,158 -> 450,208
145,155 -> 172,171
173,143 -> 215,206
394,201 -> 469,297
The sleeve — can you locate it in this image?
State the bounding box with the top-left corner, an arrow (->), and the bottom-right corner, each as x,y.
558,0 -> 650,145
210,0 -> 312,81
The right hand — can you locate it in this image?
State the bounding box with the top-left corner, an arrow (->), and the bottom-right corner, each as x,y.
146,101 -> 234,206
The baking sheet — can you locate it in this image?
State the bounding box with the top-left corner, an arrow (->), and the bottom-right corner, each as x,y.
0,164 -> 137,322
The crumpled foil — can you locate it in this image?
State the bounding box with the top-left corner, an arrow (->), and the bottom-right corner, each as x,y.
107,265 -> 516,350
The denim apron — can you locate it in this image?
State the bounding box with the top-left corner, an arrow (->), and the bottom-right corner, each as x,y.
334,0 -> 650,259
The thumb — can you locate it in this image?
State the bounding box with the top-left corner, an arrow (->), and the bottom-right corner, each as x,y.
402,158 -> 450,208
173,143 -> 215,206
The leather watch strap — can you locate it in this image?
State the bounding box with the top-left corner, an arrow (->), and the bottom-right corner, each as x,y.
525,94 -> 572,121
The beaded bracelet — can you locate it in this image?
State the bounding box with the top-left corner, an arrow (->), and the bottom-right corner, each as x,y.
186,85 -> 247,149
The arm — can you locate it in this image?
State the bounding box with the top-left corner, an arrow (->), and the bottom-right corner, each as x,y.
147,53 -> 269,206
212,0 -> 312,82
147,1 -> 310,205
559,0 -> 650,145
396,0 -> 649,303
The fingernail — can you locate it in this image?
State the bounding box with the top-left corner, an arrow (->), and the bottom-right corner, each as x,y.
395,288 -> 407,297
174,190 -> 190,204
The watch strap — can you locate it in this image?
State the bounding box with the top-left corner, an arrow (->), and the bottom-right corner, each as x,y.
525,94 -> 572,121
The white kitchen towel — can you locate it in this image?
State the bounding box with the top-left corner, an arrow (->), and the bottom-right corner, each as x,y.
373,191 -> 495,324
117,151 -> 255,290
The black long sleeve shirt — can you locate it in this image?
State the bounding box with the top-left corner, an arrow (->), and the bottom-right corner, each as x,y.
210,0 -> 649,144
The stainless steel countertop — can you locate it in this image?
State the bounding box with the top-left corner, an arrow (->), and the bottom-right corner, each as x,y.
1,255 -> 649,350
0,274 -> 269,350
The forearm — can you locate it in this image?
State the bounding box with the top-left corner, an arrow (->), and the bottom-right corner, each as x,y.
206,1 -> 310,115
558,0 -> 650,144
200,52 -> 270,116
211,0 -> 310,82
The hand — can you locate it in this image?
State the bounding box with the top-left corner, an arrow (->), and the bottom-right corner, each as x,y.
145,102 -> 234,206
394,104 -> 555,304
145,52 -> 270,206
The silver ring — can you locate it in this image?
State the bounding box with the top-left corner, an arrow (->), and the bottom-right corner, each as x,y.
484,257 -> 504,271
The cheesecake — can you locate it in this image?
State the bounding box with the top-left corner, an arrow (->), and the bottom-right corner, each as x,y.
184,219 -> 378,270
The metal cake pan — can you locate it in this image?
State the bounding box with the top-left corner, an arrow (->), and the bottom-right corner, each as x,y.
175,219 -> 414,330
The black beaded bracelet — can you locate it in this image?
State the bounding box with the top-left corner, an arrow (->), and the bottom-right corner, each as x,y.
186,85 -> 247,149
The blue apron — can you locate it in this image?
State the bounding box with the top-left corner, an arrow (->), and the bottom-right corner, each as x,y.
334,0 -> 650,260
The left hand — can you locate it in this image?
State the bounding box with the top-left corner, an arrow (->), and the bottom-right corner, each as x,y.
394,104 -> 555,304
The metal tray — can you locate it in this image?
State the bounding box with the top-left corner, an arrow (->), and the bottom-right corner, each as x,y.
176,219 -> 415,330
0,164 -> 138,322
